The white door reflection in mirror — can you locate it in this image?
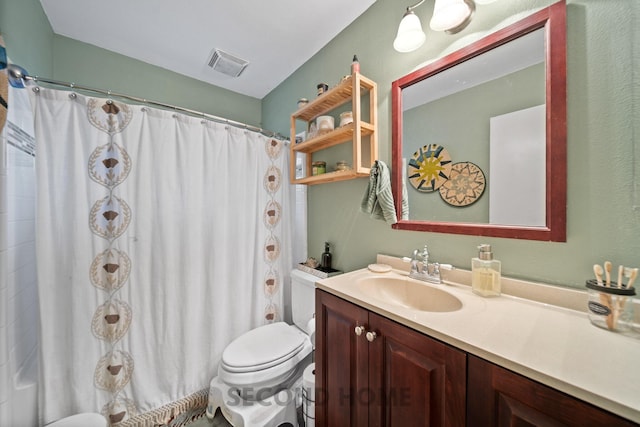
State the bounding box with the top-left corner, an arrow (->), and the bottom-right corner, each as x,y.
489,104 -> 545,227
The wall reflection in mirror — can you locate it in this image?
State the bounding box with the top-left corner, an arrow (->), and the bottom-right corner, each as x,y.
391,1 -> 567,241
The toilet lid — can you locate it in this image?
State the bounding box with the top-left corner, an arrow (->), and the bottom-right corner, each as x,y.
222,322 -> 307,373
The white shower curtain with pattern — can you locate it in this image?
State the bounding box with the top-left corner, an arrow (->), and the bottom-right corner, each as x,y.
31,87 -> 293,426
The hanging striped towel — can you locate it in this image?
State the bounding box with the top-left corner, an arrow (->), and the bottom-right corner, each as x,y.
360,160 -> 407,225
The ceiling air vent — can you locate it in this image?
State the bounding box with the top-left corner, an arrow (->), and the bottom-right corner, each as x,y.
207,49 -> 249,77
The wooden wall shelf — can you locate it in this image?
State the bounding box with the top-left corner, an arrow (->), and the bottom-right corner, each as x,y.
290,72 -> 378,185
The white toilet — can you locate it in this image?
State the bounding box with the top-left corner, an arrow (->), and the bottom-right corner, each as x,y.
207,269 -> 317,426
46,413 -> 107,427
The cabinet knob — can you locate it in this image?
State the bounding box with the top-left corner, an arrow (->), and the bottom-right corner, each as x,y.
354,325 -> 365,336
366,331 -> 377,342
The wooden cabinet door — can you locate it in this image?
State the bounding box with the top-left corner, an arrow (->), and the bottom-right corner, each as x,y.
467,355 -> 637,427
368,312 -> 466,427
316,290 -> 370,427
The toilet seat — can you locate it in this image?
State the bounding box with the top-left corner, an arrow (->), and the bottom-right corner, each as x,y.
218,322 -> 312,390
222,322 -> 307,372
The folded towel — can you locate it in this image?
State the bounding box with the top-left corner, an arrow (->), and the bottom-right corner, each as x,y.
361,160 -> 407,225
400,158 -> 409,220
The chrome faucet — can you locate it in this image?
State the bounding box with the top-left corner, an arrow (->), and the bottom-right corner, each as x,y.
408,245 -> 447,284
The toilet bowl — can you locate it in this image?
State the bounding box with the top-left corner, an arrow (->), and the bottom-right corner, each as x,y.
219,321 -> 312,399
46,413 -> 107,427
207,269 -> 317,426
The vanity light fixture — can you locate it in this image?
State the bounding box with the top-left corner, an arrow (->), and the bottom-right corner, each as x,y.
393,0 -> 476,53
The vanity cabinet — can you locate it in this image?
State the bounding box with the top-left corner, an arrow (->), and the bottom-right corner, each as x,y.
315,289 -> 466,426
316,289 -> 637,427
289,72 -> 377,185
467,355 -> 637,427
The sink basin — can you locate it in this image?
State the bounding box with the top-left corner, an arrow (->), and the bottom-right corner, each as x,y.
356,276 -> 462,312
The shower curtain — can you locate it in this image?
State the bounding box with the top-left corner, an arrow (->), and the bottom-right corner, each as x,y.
31,87 -> 293,426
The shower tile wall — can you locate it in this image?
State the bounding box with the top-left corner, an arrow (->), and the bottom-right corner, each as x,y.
0,128 -> 9,426
3,141 -> 38,424
7,142 -> 38,374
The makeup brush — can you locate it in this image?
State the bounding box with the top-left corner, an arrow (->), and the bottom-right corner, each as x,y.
593,264 -> 613,329
617,265 -> 624,288
593,264 -> 604,285
604,261 -> 612,287
626,268 -> 638,290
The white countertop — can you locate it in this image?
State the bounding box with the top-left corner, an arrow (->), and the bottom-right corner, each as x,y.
315,261 -> 640,423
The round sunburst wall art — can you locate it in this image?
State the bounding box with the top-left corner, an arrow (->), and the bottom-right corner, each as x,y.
439,161 -> 486,207
407,144 -> 452,192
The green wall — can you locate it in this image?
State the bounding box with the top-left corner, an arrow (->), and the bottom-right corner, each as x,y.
0,0 -> 261,127
262,0 -> 640,289
0,0 -> 53,76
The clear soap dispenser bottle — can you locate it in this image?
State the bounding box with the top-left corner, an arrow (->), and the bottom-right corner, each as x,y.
472,244 -> 501,297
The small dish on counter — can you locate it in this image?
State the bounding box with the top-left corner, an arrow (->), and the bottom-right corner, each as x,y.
368,263 -> 392,273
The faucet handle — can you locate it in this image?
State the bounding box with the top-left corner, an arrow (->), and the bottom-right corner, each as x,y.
419,245 -> 429,264
406,251 -> 421,274
420,245 -> 429,274
432,262 -> 440,274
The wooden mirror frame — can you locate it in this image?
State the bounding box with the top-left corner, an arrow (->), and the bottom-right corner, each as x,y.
391,1 -> 566,241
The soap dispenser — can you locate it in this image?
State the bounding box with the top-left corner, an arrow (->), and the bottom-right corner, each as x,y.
472,244 -> 501,297
321,242 -> 332,270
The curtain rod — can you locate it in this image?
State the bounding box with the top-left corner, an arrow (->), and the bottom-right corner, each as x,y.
7,64 -> 289,141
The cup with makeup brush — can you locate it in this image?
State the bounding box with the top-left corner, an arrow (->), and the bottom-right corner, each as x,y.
586,263 -> 637,332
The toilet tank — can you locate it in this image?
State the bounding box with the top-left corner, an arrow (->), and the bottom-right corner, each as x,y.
291,269 -> 317,330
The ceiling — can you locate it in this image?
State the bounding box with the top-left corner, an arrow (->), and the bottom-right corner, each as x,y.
39,0 -> 377,99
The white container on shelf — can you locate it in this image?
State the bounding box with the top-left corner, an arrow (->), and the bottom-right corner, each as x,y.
339,111 -> 353,127
316,115 -> 334,133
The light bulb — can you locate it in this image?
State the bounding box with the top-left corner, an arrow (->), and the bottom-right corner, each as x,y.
393,11 -> 426,53
430,0 -> 473,32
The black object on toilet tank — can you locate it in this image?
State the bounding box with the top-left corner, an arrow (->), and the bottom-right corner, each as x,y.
321,242 -> 332,270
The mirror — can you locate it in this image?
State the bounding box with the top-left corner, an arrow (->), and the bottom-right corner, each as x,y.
391,1 -> 566,241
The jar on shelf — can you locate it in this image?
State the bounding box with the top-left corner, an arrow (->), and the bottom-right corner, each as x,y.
335,161 -> 351,172
312,161 -> 326,175
297,98 -> 309,109
316,115 -> 334,133
339,111 -> 353,127
317,83 -> 328,96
